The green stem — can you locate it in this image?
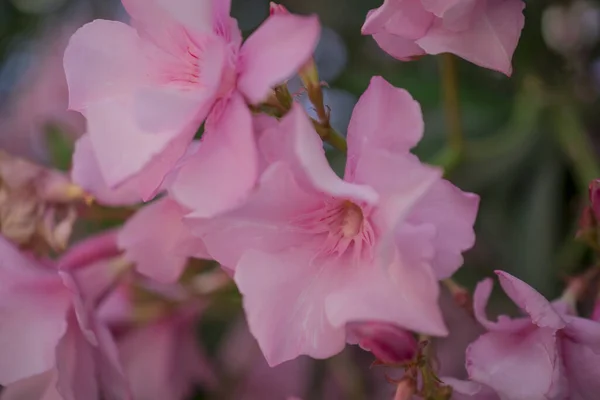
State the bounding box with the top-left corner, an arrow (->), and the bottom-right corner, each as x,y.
439,54 -> 464,173
552,102 -> 600,194
312,120 -> 348,153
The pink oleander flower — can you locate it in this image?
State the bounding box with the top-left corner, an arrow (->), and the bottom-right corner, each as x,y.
362,0 -> 526,75
189,76 -> 479,365
458,271 -> 600,399
0,234 -> 129,400
64,0 -> 320,216
117,196 -> 210,283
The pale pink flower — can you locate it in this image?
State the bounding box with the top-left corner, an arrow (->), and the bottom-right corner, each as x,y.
117,196 -> 210,283
362,0 -> 525,75
64,0 -> 320,215
0,235 -> 129,400
189,76 -> 478,365
461,271 -> 600,399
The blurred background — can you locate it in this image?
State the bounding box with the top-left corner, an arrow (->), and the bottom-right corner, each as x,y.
1,0 -> 600,398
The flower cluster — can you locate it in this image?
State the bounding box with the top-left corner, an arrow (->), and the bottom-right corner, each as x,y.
3,0 -> 600,399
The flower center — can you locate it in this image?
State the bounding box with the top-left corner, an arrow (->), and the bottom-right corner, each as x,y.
296,199 -> 376,262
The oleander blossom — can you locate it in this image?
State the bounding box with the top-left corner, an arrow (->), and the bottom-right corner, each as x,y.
450,271 -> 600,399
0,234 -> 129,400
187,76 -> 479,365
64,0 -> 320,215
362,0 -> 526,75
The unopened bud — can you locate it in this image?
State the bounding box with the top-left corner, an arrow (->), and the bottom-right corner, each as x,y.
348,322 -> 417,364
394,377 -> 417,400
269,2 -> 289,15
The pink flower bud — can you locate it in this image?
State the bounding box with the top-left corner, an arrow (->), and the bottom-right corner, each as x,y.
269,2 -> 289,15
348,322 -> 417,364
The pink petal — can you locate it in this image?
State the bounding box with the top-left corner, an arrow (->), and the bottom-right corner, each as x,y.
562,316 -> 600,353
326,229 -> 447,337
71,134 -> 141,207
188,162 -> 319,269
124,0 -> 214,35
495,271 -> 566,330
169,93 -> 259,218
346,77 -> 425,173
0,370 -> 62,400
0,238 -> 71,385
234,249 -> 346,366
372,30 -> 426,60
407,179 -> 479,279
352,149 -> 441,251
561,339 -> 600,398
122,0 -> 217,54
279,104 -> 378,204
84,94 -> 196,197
55,316 -> 99,400
133,87 -> 213,133
466,327 -> 562,400
362,0 -> 400,35
55,313 -> 129,400
118,197 -> 209,283
420,0 -> 478,30
118,313 -> 213,400
416,0 -> 526,75
472,278 -> 530,332
238,14 -> 320,104
64,20 -> 150,111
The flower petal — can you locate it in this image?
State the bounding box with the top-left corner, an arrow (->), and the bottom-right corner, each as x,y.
234,249 -> 346,366
466,327 -> 561,400
238,14 -> 320,104
118,197 -> 209,283
64,20 -> 150,111
407,179 -> 479,279
495,271 -> 565,330
187,162 -> 319,269
346,76 -> 425,173
71,134 -> 141,207
416,0 -> 525,75
169,93 -> 258,218
84,95 -> 195,197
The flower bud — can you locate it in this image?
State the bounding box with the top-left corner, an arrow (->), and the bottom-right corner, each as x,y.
348,322 -> 417,364
269,2 -> 289,15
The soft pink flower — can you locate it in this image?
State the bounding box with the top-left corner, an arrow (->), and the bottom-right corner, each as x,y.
0,235 -> 129,400
64,0 -> 320,214
462,271 -> 600,399
117,196 -> 210,283
189,76 -> 478,365
362,0 -> 525,75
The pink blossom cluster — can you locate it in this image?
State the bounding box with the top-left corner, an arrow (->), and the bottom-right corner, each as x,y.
3,0 -> 600,399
